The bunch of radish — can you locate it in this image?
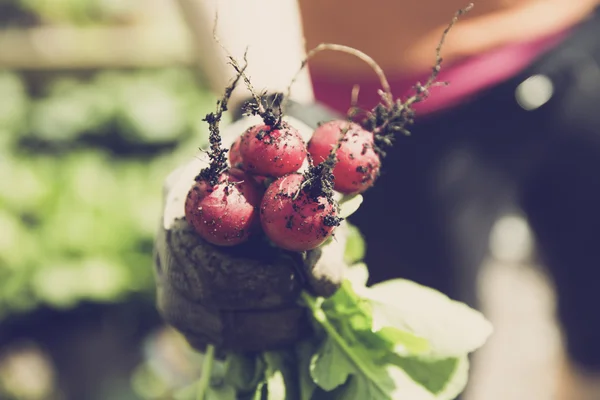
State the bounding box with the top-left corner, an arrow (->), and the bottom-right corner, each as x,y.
181,0 -> 475,256
184,83 -> 383,253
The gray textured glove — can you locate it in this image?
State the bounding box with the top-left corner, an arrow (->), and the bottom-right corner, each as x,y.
153,115 -> 349,353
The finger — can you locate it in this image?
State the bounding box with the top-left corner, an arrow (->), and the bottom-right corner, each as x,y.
157,217 -> 304,310
302,220 -> 349,298
156,276 -> 309,353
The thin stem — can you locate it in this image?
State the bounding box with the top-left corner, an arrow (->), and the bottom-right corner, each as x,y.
210,12 -> 265,115
300,291 -> 389,397
285,43 -> 393,110
404,2 -> 474,108
197,345 -> 216,400
350,84 -> 361,109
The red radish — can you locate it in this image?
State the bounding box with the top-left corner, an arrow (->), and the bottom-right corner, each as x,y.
308,120 -> 380,194
260,173 -> 340,252
230,136 -> 270,187
185,169 -> 262,246
184,59 -> 266,247
252,174 -> 271,188
239,122 -> 307,177
229,136 -> 243,168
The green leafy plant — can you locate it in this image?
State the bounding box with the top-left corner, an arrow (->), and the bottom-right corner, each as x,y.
0,68 -> 217,320
172,238 -> 492,400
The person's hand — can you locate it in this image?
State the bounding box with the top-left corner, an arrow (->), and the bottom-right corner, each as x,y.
153,112 -> 348,354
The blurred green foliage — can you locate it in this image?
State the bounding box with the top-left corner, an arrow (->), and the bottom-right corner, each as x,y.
1,0 -> 141,26
0,68 -> 216,320
0,2 -> 218,399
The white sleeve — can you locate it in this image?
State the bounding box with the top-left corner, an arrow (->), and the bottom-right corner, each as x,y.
175,0 -> 315,111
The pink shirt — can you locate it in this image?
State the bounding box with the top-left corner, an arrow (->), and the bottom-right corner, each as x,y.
311,28 -> 572,117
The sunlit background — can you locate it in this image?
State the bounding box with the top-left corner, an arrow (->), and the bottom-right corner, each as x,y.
0,1 -> 566,399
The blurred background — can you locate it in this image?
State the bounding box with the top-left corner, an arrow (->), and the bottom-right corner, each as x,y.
0,1 -> 217,399
0,0 -> 565,399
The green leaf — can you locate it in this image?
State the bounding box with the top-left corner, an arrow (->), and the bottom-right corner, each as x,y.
344,223 -> 366,265
253,382 -> 267,400
432,357 -> 470,400
311,336 -> 395,399
310,337 -> 353,391
338,194 -> 363,219
263,351 -> 298,400
332,374 -> 390,400
321,281 -> 371,323
295,340 -> 318,400
375,327 -> 431,356
331,356 -> 469,400
303,282 -> 475,400
385,355 -> 469,399
322,282 -> 430,356
365,279 -> 493,358
224,353 -> 266,394
303,292 -> 398,399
